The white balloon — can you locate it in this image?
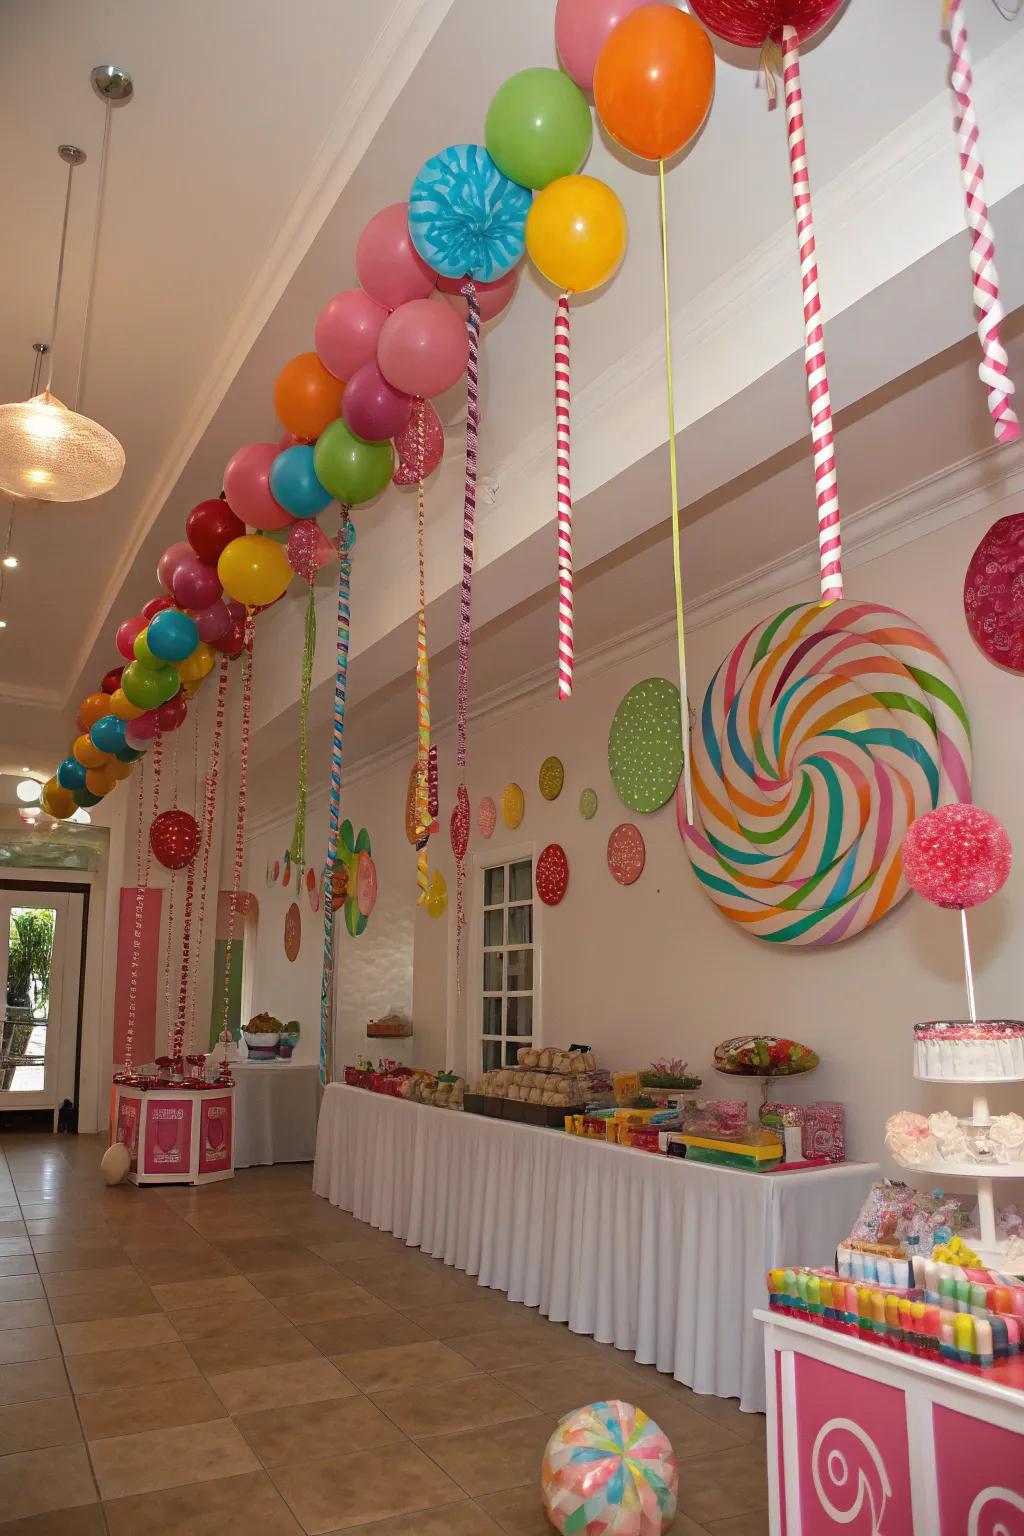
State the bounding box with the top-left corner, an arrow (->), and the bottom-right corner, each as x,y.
100,1141 -> 130,1186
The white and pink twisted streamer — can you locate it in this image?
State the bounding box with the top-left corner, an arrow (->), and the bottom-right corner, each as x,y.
782,25 -> 843,604
946,0 -> 1020,446
555,293 -> 574,699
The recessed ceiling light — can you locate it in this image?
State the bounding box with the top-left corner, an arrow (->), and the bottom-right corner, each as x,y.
16,779 -> 41,803
0,620 -> 7,629
1,556 -> 16,569
20,766 -> 30,772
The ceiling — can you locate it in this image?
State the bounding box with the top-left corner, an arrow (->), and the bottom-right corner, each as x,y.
2,0 -> 1023,789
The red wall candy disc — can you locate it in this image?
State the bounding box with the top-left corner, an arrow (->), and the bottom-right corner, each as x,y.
607,823 -> 645,885
536,843 -> 569,905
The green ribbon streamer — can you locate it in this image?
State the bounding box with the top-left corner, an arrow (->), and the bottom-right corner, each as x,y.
290,583 -> 316,872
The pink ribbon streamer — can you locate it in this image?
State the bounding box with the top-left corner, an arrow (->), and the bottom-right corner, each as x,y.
555,293 -> 574,699
946,0 -> 1020,446
455,283 -> 481,986
782,24 -> 843,604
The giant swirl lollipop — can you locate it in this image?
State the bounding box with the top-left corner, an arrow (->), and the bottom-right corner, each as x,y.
680,599 -> 972,945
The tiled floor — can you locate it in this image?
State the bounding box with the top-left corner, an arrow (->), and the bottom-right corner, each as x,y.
0,1134 -> 769,1535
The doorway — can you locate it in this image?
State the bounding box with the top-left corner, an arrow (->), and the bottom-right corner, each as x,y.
0,886 -> 86,1129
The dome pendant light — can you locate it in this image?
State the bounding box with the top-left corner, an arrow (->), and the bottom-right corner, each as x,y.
0,68 -> 133,504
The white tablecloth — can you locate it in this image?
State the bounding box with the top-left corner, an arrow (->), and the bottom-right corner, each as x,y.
313,1085 -> 876,1412
233,1061 -> 319,1168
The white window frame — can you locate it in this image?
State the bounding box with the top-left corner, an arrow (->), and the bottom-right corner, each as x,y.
457,838 -> 542,1079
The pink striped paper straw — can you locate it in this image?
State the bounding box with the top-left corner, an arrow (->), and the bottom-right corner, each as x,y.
946,0 -> 1020,445
555,293 -> 574,699
782,24 -> 843,604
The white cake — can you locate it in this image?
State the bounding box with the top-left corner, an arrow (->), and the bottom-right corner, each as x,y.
914,1020 -> 1024,1082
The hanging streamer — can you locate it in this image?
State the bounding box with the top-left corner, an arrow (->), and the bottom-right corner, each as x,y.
122,740 -> 160,1077
415,402 -> 432,903
555,292 -> 574,700
320,512 -> 354,1085
944,0 -> 1020,445
290,582 -> 317,874
455,283 -> 481,981
781,26 -> 844,602
219,613 -> 255,1064
187,656 -> 229,1053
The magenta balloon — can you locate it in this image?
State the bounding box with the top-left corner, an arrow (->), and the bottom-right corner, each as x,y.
115,615 -> 147,662
225,598 -> 246,622
341,360 -> 413,442
191,598 -> 231,642
356,203 -> 436,311
377,297 -> 469,399
125,712 -> 158,746
223,442 -> 293,531
172,555 -> 222,611
555,0 -> 652,90
437,269 -> 519,322
157,540 -> 194,593
316,289 -> 388,382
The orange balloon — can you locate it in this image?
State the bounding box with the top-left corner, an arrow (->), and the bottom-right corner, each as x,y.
273,352 -> 345,440
78,693 -> 110,731
73,735 -> 109,769
594,5 -> 715,161
110,687 -> 144,721
85,764 -> 118,796
107,759 -> 135,783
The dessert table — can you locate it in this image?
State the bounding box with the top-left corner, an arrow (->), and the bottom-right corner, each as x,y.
232,1060 -> 318,1168
313,1083 -> 876,1412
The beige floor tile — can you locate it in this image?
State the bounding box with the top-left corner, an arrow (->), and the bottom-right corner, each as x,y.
0,1324 -> 60,1364
0,1357 -> 70,1405
34,1247 -> 125,1275
78,1374 -> 227,1439
0,1443 -> 97,1523
103,1468 -> 303,1536
490,1362 -> 659,1421
248,1263 -> 340,1298
373,1373 -> 536,1439
0,1237 -> 32,1256
41,1265 -> 138,1298
0,1297 -> 50,1330
475,1488 -> 557,1536
0,1504 -> 107,1535
168,1297 -> 290,1339
128,1250 -> 237,1285
305,1313 -> 430,1356
65,1341 -> 200,1394
29,1233 -> 122,1254
341,1339 -> 480,1395
236,1392 -> 405,1467
187,1322 -> 319,1375
0,1218 -> 27,1236
271,1286 -> 391,1326
706,1514 -> 772,1536
306,1236 -> 400,1263
210,1357 -> 357,1414
0,1257 -> 38,1277
401,1299 -> 543,1339
346,1503 -> 503,1535
417,1412 -> 553,1497
352,1273 -> 478,1312
272,1442 -> 459,1535
0,1274 -> 44,1303
57,1310 -> 177,1356
150,1273 -> 262,1311
48,1286 -> 159,1324
211,1238 -> 327,1273
451,1326 -> 592,1373
0,1394 -> 82,1454
89,1416 -> 259,1500
679,1448 -> 770,1526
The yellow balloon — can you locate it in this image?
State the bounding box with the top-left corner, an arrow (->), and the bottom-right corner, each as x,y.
41,778 -> 76,819
73,734 -> 109,769
181,678 -> 201,698
217,534 -> 292,609
110,687 -> 144,721
177,641 -> 215,684
525,174 -> 627,294
85,764 -> 118,796
108,759 -> 135,782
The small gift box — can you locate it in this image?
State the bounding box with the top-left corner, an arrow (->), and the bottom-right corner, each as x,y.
802,1102 -> 845,1162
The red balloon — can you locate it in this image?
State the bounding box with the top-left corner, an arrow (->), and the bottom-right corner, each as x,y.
902,804 -> 1012,911
964,513 -> 1024,673
141,595 -> 174,622
150,809 -> 200,870
100,666 -> 124,695
115,616 -> 146,662
213,616 -> 247,658
186,497 -> 245,563
687,0 -> 844,47
156,693 -> 188,732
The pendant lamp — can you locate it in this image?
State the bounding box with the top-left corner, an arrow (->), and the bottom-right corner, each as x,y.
0,66 -> 133,504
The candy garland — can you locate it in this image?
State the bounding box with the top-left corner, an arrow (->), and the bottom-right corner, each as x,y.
781,25 -> 844,603
944,0 -> 1020,445
122,738 -> 161,1076
454,284 -> 481,978
319,512 -> 354,1084
414,402 -> 432,903
554,292 -> 574,700
218,614 -> 255,1063
290,580 -> 317,875
187,655 -> 229,1052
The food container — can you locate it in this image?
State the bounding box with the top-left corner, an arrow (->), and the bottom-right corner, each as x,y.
462,1093 -> 486,1117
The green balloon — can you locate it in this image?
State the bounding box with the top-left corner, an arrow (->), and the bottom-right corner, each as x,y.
122,660 -> 179,710
116,746 -> 144,764
314,421 -> 393,506
485,67 -> 592,192
133,629 -> 160,669
74,787 -> 102,808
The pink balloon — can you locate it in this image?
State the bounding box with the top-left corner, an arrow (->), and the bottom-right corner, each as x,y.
278,431 -> 300,450
223,442 -> 293,531
142,594 -> 174,622
342,360 -> 413,442
316,289 -> 388,382
555,0 -> 652,90
172,555 -> 222,611
437,269 -> 519,323
115,615 -> 147,661
377,297 -> 468,400
191,598 -> 231,642
287,520 -> 335,585
125,711 -> 158,746
356,203 -> 436,311
393,400 -> 445,486
157,541 -> 193,593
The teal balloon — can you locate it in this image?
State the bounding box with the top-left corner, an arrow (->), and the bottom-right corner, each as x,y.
58,757 -> 87,791
484,67 -> 592,191
116,746 -> 144,764
270,445 -> 332,519
122,660 -> 179,709
147,608 -> 199,663
90,715 -> 126,755
313,421 -> 393,507
73,787 -> 102,808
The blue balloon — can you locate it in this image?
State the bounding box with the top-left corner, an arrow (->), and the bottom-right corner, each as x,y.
147,607 -> 199,663
270,445 -> 333,520
57,757 -> 87,791
90,714 -> 127,755
409,144 -> 531,283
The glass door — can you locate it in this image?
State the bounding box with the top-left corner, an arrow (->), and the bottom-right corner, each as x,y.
0,892 -> 74,1111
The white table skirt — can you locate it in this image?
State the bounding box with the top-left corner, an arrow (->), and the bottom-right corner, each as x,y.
313,1085 -> 877,1412
232,1061 -> 319,1168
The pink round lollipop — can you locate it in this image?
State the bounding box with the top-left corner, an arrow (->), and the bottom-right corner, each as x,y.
902,803 -> 1011,909
964,513 -> 1024,673
478,796 -> 497,838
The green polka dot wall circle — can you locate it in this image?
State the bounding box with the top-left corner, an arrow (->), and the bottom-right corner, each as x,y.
608,677 -> 683,813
